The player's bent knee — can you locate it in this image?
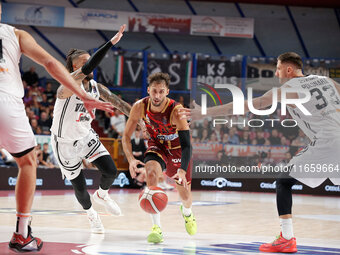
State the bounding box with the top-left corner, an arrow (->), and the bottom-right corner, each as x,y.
16,150 -> 37,168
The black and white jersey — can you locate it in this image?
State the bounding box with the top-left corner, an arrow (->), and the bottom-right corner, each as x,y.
51,80 -> 100,141
285,75 -> 340,140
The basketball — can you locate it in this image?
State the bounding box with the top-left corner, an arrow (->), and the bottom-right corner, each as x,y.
138,186 -> 168,214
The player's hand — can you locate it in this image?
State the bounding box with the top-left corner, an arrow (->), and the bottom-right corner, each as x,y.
110,24 -> 126,45
129,158 -> 145,178
178,100 -> 202,122
82,94 -> 114,118
172,168 -> 188,190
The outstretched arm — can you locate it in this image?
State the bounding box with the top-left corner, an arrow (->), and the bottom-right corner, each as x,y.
184,88 -> 282,121
57,24 -> 126,99
16,28 -> 113,117
98,83 -> 146,129
98,83 -> 132,117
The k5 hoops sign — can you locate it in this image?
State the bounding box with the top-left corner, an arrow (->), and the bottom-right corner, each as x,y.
200,84 -> 312,128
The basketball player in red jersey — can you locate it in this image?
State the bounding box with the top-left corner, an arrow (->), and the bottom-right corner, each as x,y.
122,72 -> 196,243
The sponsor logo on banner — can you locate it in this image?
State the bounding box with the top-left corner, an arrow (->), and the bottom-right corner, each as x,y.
64,7 -> 125,30
112,173 -> 130,188
325,185 -> 340,192
201,177 -> 242,188
2,3 -> 64,27
260,181 -> 303,191
8,177 -> 43,186
128,13 -> 191,34
223,17 -> 254,38
191,16 -> 224,36
196,59 -> 241,86
109,57 -> 189,90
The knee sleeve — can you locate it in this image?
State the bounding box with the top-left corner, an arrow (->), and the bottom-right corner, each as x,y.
276,177 -> 298,216
70,172 -> 91,210
92,155 -> 117,190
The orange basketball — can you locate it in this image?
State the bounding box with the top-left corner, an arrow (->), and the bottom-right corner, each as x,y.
138,186 -> 168,214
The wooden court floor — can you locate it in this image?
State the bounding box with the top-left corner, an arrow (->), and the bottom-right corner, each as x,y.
0,189 -> 339,254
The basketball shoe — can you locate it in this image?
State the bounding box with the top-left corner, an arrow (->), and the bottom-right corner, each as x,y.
180,205 -> 197,236
88,211 -> 105,234
259,232 -> 297,253
93,190 -> 121,216
9,225 -> 43,252
147,224 -> 164,243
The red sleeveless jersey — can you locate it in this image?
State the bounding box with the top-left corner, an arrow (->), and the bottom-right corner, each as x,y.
141,97 -> 182,149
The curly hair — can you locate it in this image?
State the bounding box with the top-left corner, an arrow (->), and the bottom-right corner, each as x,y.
147,72 -> 170,88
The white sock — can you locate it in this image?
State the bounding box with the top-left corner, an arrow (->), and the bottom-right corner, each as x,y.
280,218 -> 294,240
150,213 -> 161,228
86,206 -> 96,217
16,213 -> 30,238
97,187 -> 109,198
182,205 -> 192,217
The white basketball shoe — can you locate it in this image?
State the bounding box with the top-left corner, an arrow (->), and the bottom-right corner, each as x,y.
93,190 -> 122,216
87,211 -> 105,234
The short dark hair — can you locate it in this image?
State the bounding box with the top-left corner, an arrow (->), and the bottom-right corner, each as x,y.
277,52 -> 303,70
147,72 -> 170,88
66,48 -> 88,72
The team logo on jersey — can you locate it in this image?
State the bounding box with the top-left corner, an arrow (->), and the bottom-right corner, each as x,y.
76,113 -> 91,122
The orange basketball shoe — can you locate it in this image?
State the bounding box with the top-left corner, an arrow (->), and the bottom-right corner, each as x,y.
259,233 -> 297,253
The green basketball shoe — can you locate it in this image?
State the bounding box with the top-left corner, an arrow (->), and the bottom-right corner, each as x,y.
147,224 -> 164,243
180,205 -> 197,235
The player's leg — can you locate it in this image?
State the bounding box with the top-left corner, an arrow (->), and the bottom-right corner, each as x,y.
9,148 -> 43,252
12,148 -> 37,225
166,148 -> 197,236
70,171 -> 104,234
51,136 -> 104,233
91,155 -> 121,216
78,130 -> 121,216
176,182 -> 197,235
259,169 -> 298,253
144,153 -> 166,243
1,97 -> 43,252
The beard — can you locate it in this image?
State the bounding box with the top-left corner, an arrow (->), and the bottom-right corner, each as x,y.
151,97 -> 165,107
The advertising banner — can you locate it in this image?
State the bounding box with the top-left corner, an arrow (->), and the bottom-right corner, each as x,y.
191,178 -> 340,197
190,16 -> 224,36
196,59 -> 242,86
118,57 -> 189,90
64,7 -> 127,31
223,17 -> 254,38
128,13 -> 191,34
2,2 -> 64,27
1,3 -> 254,38
0,167 -> 134,190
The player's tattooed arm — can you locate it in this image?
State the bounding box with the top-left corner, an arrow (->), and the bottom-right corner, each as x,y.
56,70 -> 85,99
57,85 -> 73,99
97,83 -> 132,116
97,83 -> 146,128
